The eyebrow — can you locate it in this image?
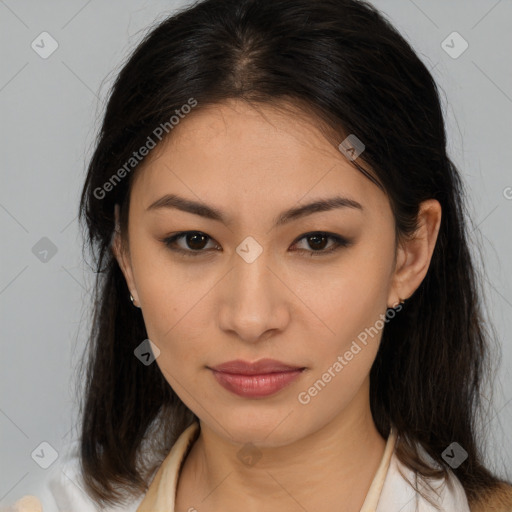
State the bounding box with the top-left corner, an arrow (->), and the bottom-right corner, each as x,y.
146,193 -> 363,227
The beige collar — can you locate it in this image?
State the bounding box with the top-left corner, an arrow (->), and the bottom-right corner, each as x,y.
137,422 -> 397,512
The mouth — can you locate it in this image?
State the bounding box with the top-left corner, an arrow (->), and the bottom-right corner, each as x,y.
208,359 -> 306,398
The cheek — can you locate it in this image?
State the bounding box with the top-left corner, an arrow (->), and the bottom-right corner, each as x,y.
304,251 -> 392,342
141,290 -> 209,372
296,266 -> 388,413
129,254 -> 212,383
298,246 -> 393,404
130,238 -> 208,331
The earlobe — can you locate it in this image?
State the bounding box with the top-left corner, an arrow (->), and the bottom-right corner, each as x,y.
387,199 -> 442,308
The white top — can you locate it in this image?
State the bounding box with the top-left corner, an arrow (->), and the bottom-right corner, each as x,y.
3,422 -> 470,512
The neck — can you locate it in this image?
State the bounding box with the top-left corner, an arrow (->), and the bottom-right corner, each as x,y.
177,379 -> 387,512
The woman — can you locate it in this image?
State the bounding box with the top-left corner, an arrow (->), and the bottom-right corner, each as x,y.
9,0 -> 512,510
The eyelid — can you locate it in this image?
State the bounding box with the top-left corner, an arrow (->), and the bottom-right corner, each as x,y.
161,231 -> 352,257
161,231 -> 220,257
290,232 -> 351,255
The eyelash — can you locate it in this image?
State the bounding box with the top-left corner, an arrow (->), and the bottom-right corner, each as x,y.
161,231 -> 352,258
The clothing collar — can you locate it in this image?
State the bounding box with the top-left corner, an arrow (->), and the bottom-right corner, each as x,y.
137,422 -> 397,512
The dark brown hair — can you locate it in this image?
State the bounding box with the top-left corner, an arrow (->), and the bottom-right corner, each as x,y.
77,0 -> 508,507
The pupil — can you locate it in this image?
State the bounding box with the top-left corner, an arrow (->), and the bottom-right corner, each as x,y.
309,234 -> 327,250
188,233 -> 207,250
184,234 -> 328,251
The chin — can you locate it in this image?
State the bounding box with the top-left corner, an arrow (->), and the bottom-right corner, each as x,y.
206,406 -> 306,447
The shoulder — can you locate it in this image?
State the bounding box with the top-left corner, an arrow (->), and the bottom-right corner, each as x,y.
378,445 -> 512,512
377,450 -> 471,511
468,482 -> 512,512
3,440 -> 145,512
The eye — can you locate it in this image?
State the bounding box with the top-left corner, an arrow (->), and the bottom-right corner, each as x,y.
290,232 -> 351,256
162,231 -> 220,257
161,230 -> 351,258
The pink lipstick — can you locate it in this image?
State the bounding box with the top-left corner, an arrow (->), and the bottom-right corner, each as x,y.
209,359 -> 305,398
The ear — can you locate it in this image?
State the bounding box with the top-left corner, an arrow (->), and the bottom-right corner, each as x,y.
387,199 -> 442,308
112,203 -> 140,306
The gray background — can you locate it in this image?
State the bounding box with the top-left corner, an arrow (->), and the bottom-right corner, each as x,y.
1,0 -> 511,506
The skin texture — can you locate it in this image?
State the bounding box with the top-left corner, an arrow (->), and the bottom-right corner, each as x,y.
113,99 -> 442,512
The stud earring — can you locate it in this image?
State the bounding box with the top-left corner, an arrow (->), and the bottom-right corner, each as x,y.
389,297 -> 405,309
130,294 -> 140,308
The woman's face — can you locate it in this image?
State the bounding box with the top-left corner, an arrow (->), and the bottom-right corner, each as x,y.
115,99 -> 401,446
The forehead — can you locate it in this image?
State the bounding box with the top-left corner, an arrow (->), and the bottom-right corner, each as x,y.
130,99 -> 389,218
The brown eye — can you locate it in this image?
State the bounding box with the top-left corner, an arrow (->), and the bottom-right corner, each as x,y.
162,230 -> 351,258
306,234 -> 329,250
184,233 -> 209,250
290,232 -> 351,256
162,231 -> 219,256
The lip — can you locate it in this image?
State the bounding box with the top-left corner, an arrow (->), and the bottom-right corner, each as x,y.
210,358 -> 304,375
209,359 -> 306,398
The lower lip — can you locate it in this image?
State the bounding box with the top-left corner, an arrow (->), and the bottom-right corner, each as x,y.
210,369 -> 304,398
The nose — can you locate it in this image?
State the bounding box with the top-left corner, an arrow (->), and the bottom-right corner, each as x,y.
217,249 -> 290,344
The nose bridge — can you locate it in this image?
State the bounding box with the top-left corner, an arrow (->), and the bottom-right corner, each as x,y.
232,236 -> 277,307
232,233 -> 274,292
218,241 -> 288,341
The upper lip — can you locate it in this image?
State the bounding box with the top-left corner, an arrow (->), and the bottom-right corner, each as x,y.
209,358 -> 305,375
